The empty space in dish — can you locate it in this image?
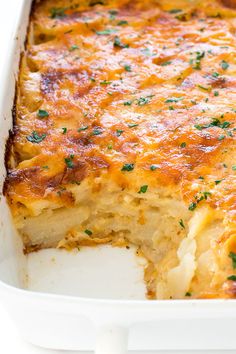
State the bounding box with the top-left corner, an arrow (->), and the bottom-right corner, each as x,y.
27,245 -> 147,299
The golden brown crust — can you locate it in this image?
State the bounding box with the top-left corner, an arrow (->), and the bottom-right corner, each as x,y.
4,0 -> 236,297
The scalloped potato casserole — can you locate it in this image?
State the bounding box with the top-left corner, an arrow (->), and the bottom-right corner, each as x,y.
4,0 -> 236,299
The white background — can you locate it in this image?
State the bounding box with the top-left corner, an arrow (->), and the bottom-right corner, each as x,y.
0,1 -> 235,353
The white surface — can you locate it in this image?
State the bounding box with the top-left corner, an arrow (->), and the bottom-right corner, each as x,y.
0,301 -> 233,354
0,1 -> 236,353
27,247 -> 146,299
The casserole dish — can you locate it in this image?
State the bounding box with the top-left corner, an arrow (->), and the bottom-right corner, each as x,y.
1,0 -> 236,352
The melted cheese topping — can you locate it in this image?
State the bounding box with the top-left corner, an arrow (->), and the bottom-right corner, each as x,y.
4,0 -> 236,298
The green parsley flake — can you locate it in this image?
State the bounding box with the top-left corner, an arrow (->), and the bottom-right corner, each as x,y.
185,292 -> 192,296
116,129 -> 124,137
221,60 -> 229,70
165,97 -> 183,103
84,229 -> 93,236
179,219 -> 185,229
117,20 -> 128,25
65,155 -> 74,169
150,164 -> 159,171
215,180 -> 222,185
128,123 -> 138,128
62,127 -> 67,134
169,9 -> 182,14
92,128 -> 103,135
121,163 -> 134,172
114,36 -> 129,48
229,252 -> 236,269
124,64 -> 131,72
160,61 -> 172,66
212,72 -> 219,78
180,142 -> 186,148
136,95 -> 154,106
96,29 -> 117,35
27,131 -> 46,144
138,185 -> 148,194
227,275 -> 236,281
124,100 -> 132,106
100,80 -> 112,85
189,202 -> 197,211
50,7 -> 67,19
232,165 -> 236,170
191,51 -> 205,70
78,126 -> 88,132
37,109 -> 49,118
69,44 -> 79,51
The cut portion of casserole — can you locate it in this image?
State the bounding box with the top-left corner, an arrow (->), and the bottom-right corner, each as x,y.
4,0 -> 236,299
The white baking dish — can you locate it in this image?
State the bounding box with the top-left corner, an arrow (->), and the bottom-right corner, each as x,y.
1,1 -> 236,352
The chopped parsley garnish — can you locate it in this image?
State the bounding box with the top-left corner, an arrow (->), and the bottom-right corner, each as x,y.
197,84 -> 210,91
84,229 -> 93,236
180,142 -> 186,148
90,77 -> 96,82
179,219 -> 185,229
117,20 -> 128,25
214,91 -> 219,97
194,118 -> 231,131
69,44 -> 79,51
165,97 -> 183,103
190,51 -> 205,70
96,29 -> 117,35
65,155 -> 74,169
215,180 -> 222,185
232,165 -> 236,170
160,60 -> 172,66
169,9 -> 182,14
185,292 -> 192,296
92,128 -> 103,135
100,80 -> 112,85
138,185 -> 148,194
62,127 -> 67,134
124,64 -> 131,72
27,131 -> 46,144
218,135 -> 225,141
78,126 -> 88,132
108,9 -> 118,20
116,129 -> 124,137
150,164 -> 159,171
227,275 -> 236,281
113,36 -> 129,48
42,165 -> 49,169
212,72 -> 219,78
137,95 -> 154,106
189,191 -> 211,211
121,163 -> 134,172
124,100 -> 133,106
37,109 -> 49,118
50,7 -> 67,19
188,202 -> 197,211
128,123 -> 139,128
221,60 -> 229,70
229,252 -> 236,269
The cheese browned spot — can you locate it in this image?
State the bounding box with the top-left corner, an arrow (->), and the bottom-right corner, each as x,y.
4,0 -> 236,299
